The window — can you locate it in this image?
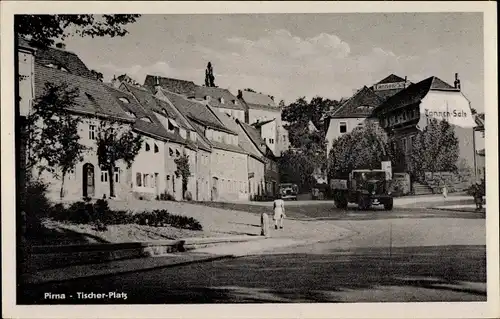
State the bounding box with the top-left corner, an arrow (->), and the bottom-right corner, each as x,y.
143,174 -> 150,187
176,149 -> 181,157
154,144 -> 159,153
233,100 -> 238,105
119,97 -> 130,104
140,117 -> 152,123
401,138 -> 407,153
89,124 -> 96,140
101,170 -> 108,183
136,173 -> 142,186
169,148 -> 174,157
114,167 -> 120,183
145,142 -> 151,151
220,97 -> 225,104
269,138 -> 274,144
339,122 -> 347,134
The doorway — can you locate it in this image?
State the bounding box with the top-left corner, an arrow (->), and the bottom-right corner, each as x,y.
82,163 -> 95,198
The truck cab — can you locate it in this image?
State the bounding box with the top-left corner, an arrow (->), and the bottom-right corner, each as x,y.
330,169 -> 393,210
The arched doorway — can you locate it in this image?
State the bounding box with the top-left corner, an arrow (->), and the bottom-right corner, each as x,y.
211,176 -> 219,201
82,163 -> 95,198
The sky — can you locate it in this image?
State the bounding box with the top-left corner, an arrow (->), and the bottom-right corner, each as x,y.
62,13 -> 484,110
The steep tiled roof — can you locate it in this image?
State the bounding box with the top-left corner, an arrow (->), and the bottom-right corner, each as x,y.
35,63 -> 134,122
144,75 -> 198,96
190,121 -> 213,152
375,74 -> 406,85
329,86 -> 384,118
374,76 -> 459,115
104,84 -> 185,144
32,43 -> 94,79
251,118 -> 275,128
210,140 -> 248,155
159,88 -> 234,134
194,86 -> 244,110
121,82 -> 192,132
241,90 -> 277,107
235,119 -> 266,160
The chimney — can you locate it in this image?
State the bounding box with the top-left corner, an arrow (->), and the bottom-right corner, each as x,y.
155,75 -> 159,86
237,90 -> 243,99
454,73 -> 461,90
55,42 -> 66,50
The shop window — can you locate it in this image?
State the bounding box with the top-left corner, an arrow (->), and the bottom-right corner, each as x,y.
339,122 -> 347,134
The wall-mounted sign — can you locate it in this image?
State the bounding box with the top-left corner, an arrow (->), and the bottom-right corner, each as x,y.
374,82 -> 408,91
248,172 -> 255,179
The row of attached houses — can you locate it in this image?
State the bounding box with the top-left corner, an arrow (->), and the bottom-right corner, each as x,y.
18,38 -> 279,202
325,73 -> 484,193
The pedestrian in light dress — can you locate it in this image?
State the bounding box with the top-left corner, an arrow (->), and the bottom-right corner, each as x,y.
273,194 -> 286,230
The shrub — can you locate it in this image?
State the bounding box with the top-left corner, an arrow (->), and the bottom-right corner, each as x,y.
159,191 -> 176,201
43,199 -> 203,231
185,191 -> 193,201
20,180 -> 52,238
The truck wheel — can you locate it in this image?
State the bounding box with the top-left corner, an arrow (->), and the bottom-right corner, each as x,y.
358,197 -> 368,210
384,201 -> 393,211
335,198 -> 348,209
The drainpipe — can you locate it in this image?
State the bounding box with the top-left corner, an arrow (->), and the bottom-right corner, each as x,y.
472,128 -> 477,180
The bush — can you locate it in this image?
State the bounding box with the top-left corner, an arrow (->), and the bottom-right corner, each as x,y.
159,191 -> 175,201
46,200 -> 203,231
20,180 -> 52,238
185,191 -> 193,201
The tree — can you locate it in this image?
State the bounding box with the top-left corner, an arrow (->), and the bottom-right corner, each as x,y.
24,82 -> 87,198
409,119 -> 459,181
96,120 -> 142,198
278,150 -> 317,191
204,62 -> 215,87
174,153 -> 191,199
328,121 -> 396,179
244,88 -> 257,93
15,14 -> 141,47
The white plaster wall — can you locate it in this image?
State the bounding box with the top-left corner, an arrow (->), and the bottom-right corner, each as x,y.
211,149 -> 248,201
326,117 -> 366,158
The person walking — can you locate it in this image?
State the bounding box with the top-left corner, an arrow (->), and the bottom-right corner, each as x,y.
273,194 -> 286,230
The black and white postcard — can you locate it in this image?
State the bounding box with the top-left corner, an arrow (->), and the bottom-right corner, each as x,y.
2,1 -> 498,319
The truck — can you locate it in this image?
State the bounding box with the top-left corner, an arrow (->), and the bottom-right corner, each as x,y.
279,183 -> 298,200
330,169 -> 393,210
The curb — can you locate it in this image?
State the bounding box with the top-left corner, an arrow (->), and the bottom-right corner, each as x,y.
432,207 -> 486,214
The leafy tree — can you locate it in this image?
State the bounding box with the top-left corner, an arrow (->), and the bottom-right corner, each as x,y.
96,120 -> 142,198
328,120 -> 396,179
24,82 -> 87,198
278,150 -> 317,191
204,62 -> 215,87
244,88 -> 257,93
15,14 -> 141,47
409,118 -> 459,181
174,153 -> 191,199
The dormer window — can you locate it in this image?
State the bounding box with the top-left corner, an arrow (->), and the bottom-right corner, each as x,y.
119,97 -> 130,104
140,117 -> 152,123
233,100 -> 238,105
125,111 -> 136,118
220,97 -> 224,104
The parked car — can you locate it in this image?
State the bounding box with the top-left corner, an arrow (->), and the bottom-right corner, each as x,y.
279,183 -> 298,200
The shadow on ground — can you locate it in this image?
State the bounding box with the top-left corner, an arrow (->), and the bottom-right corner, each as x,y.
19,245 -> 486,304
193,201 -> 485,221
